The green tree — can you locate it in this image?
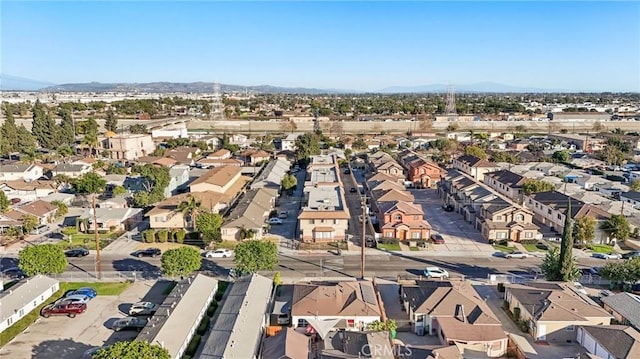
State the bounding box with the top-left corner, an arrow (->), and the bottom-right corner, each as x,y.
57,108 -> 76,145
17,125 -> 37,154
295,132 -> 321,161
21,214 -> 39,234
464,145 -> 488,160
161,246 -> 202,277
157,229 -> 169,243
233,240 -> 278,274
281,174 -> 297,192
522,178 -> 555,195
18,244 -> 68,276
0,103 -> 18,155
112,185 -> 128,196
174,228 -> 186,244
143,229 -> 156,243
196,211 -> 223,246
552,150 -> 570,163
573,216 -> 596,247
631,179 -> 640,191
51,200 -> 68,218
131,164 -> 170,206
0,191 -> 9,213
178,194 -> 202,230
93,340 -> 170,359
601,214 -> 631,241
129,124 -> 148,134
82,126 -> 99,157
31,99 -> 59,149
104,109 -> 118,132
558,201 -> 580,281
541,247 -> 562,281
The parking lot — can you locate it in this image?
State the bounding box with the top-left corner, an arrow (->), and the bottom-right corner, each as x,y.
411,189 -> 494,254
0,280 -> 171,359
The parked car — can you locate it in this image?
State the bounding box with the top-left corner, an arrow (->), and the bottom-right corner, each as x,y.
132,248 -> 161,258
82,346 -> 106,359
572,282 -> 588,295
535,242 -> 549,250
589,267 -> 602,276
278,211 -> 288,219
442,205 -> 454,212
424,267 -> 449,279
1,267 -> 25,279
350,187 -> 357,193
68,287 -> 97,299
65,248 -> 89,257
268,217 -> 283,225
30,224 -> 49,235
592,252 -> 622,260
506,251 -> 529,259
59,294 -> 91,305
112,317 -> 148,331
41,302 -> 87,318
343,169 -> 350,174
622,251 -> 640,260
205,249 -> 234,258
129,301 -> 159,316
430,234 -> 445,244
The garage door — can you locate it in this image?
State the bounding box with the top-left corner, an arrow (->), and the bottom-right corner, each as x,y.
581,329 -> 596,354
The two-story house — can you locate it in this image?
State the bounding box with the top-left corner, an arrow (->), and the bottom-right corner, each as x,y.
240,149 -> 271,166
452,155 -> 500,182
504,282 -> 612,343
478,198 -> 539,242
220,188 -> 276,240
104,133 -> 155,161
165,146 -> 201,167
401,280 -> 508,358
525,191 -> 611,242
483,170 -> 527,204
0,164 -> 43,182
403,155 -> 446,188
164,165 -> 190,198
147,191 -> 227,230
378,201 -> 431,241
0,180 -> 58,203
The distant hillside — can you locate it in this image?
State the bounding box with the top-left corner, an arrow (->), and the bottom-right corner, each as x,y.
0,74 -> 55,91
41,82 -> 339,94
379,82 -> 560,93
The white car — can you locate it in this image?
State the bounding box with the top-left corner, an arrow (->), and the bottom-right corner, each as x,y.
129,301 -> 159,316
59,294 -> 90,305
592,252 -> 622,260
268,218 -> 283,225
572,282 -> 587,295
205,249 -> 234,258
505,251 -> 529,259
424,267 -> 449,279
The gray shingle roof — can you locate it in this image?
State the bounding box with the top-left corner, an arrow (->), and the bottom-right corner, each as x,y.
602,292 -> 640,328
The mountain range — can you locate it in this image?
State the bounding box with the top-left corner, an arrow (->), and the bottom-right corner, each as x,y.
1,74 -> 566,93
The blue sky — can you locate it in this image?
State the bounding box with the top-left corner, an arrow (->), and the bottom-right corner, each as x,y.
2,1 -> 639,91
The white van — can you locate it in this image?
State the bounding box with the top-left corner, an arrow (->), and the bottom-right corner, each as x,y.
30,224 -> 49,235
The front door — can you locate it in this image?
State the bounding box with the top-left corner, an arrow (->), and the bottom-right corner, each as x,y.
399,230 -> 406,241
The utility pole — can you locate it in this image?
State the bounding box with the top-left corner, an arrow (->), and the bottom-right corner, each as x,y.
93,194 -> 101,279
360,195 -> 368,280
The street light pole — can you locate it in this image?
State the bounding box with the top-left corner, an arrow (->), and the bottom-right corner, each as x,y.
361,195 -> 368,280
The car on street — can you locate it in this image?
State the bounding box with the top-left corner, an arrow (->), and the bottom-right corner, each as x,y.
350,187 -> 357,193
129,301 -> 159,316
59,294 -> 91,305
505,251 -> 529,259
442,204 -> 454,212
41,302 -> 87,318
68,287 -> 97,299
535,242 -> 550,250
112,316 -> 148,331
622,251 -> 640,260
132,248 -> 161,258
424,266 -> 449,279
592,252 -> 622,260
430,234 -> 445,244
205,249 -> 234,258
65,248 -> 89,257
343,169 -> 350,174
268,217 -> 283,225
278,211 -> 288,219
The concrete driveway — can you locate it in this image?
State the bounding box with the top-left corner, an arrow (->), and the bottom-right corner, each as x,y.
411,189 -> 494,254
0,280 -> 171,359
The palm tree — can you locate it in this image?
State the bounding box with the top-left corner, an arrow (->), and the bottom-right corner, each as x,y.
178,194 -> 202,230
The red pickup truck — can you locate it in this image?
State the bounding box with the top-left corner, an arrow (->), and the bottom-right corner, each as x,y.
41,302 -> 87,318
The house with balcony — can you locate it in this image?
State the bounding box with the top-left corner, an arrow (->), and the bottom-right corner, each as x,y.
298,185 -> 350,243
401,280 -> 508,358
504,282 -> 612,343
0,164 -> 43,182
525,191 -> 611,242
378,201 -> 431,241
477,198 -> 539,242
291,281 -> 382,333
452,155 -> 500,182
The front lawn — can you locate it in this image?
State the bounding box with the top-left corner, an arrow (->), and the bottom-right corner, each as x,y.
493,244 -> 514,253
589,244 -> 616,254
409,246 -> 420,251
522,243 -> 544,252
60,281 -> 131,296
377,243 -> 401,251
56,231 -> 123,250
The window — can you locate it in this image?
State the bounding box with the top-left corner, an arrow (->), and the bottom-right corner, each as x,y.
497,232 -> 507,239
516,214 -> 524,222
548,209 -> 552,215
334,219 -> 338,225
394,214 -> 402,221
525,232 -> 533,238
412,232 -> 420,239
7,318 -> 12,326
19,309 -> 24,316
557,213 -> 562,220
385,231 -> 394,237
566,325 -> 575,332
309,220 -> 314,224
320,219 -> 326,224
154,216 -> 166,223
298,319 -> 308,327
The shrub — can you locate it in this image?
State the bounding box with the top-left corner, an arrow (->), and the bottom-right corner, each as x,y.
157,229 -> 169,243
513,307 -> 521,320
497,283 -> 505,292
143,229 -> 156,243
174,229 -> 186,244
498,239 -> 509,246
379,237 -> 399,245
207,302 -> 218,317
197,316 -> 210,335
519,239 -> 537,245
185,335 -> 202,357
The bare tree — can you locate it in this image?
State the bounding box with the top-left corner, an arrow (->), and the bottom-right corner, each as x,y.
592,121 -> 604,132
280,120 -> 297,134
330,121 -> 344,137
